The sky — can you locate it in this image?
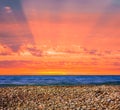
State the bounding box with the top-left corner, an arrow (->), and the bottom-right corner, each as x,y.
0,0 -> 120,75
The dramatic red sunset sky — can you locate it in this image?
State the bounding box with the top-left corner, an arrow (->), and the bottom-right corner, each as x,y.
0,0 -> 120,75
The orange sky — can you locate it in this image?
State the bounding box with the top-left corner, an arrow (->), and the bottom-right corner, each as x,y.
0,0 -> 120,75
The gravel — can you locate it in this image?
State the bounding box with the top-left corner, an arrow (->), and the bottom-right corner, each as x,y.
0,85 -> 120,110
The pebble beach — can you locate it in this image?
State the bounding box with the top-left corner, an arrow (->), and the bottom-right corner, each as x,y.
0,85 -> 120,110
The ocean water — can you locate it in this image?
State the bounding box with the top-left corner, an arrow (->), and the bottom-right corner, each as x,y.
0,75 -> 120,87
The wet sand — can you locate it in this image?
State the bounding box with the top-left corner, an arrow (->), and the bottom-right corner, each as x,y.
0,85 -> 120,110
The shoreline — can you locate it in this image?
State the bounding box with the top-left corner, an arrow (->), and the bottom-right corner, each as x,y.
0,82 -> 120,88
0,85 -> 120,110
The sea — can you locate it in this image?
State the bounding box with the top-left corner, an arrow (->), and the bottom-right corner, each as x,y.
0,75 -> 120,87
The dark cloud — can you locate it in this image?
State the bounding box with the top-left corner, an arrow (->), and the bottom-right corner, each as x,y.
0,0 -> 27,22
0,60 -> 31,68
23,0 -> 117,13
27,47 -> 43,57
0,42 -> 43,57
112,62 -> 120,66
0,0 -> 35,51
88,0 -> 120,39
87,50 -> 103,56
0,31 -> 34,52
0,52 -> 11,56
0,44 -> 12,55
62,47 -> 103,56
111,0 -> 120,12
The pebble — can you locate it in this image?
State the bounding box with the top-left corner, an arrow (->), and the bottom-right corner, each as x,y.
0,85 -> 119,110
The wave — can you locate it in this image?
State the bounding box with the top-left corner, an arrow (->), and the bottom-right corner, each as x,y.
0,75 -> 120,87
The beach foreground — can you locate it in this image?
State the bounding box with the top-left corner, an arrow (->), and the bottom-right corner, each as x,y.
0,86 -> 120,110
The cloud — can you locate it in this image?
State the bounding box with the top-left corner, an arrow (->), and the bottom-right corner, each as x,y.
22,0 -> 116,13
0,32 -> 23,52
19,44 -> 43,57
0,22 -> 35,52
0,44 -> 12,56
0,43 -> 43,57
57,46 -> 104,57
0,1 -> 35,52
86,49 -> 103,56
112,62 -> 120,67
26,46 -> 43,57
4,6 -> 12,13
0,60 -> 31,68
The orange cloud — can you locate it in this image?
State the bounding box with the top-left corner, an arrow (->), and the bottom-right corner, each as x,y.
0,46 -> 120,75
0,0 -> 120,75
